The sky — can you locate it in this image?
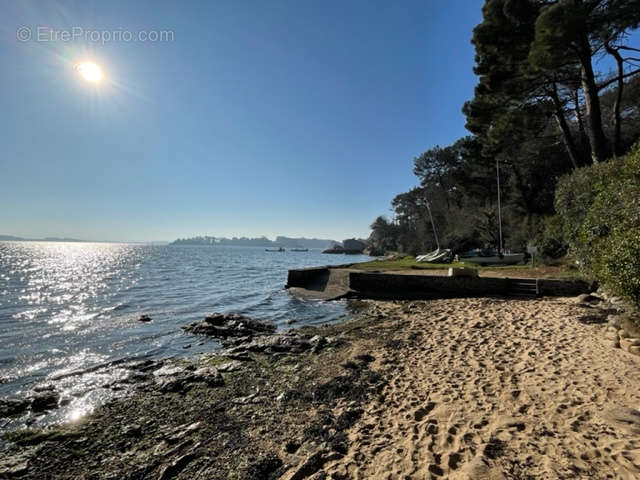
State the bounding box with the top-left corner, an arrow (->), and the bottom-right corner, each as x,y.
0,0 -> 483,242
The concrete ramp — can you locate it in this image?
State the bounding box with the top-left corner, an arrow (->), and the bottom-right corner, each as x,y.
285,267 -> 354,300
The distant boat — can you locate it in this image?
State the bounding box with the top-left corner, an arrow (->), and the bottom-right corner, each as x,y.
290,248 -> 309,252
265,247 -> 285,252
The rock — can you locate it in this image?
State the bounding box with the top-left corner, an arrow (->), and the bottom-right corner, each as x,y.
138,314 -> 152,322
620,337 -> 640,352
245,454 -> 283,480
619,329 -> 630,339
223,333 -> 330,356
576,293 -> 603,304
30,391 -> 60,412
157,450 -> 199,480
0,398 -> 31,418
604,329 -> 619,342
217,360 -> 243,372
123,424 -> 142,437
165,421 -> 202,444
154,364 -> 223,393
608,315 -> 623,328
629,346 -> 640,357
0,453 -> 30,478
33,384 -> 55,392
183,313 -> 276,338
191,367 -> 223,387
233,393 -> 262,405
154,365 -> 186,377
156,377 -> 189,394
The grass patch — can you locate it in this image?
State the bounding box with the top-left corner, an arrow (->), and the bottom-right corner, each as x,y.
351,258 -> 584,280
351,258 -> 471,271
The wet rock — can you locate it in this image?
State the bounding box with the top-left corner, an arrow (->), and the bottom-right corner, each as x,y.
157,448 -> 200,480
0,397 -> 31,418
183,313 -> 276,338
154,364 -> 223,393
123,424 -> 142,437
232,392 -> 263,405
165,421 -> 201,444
126,359 -> 161,372
0,452 -> 30,478
30,391 -> 60,412
33,384 -> 55,392
217,360 -> 243,372
138,314 -> 152,322
223,333 -> 332,356
191,367 -> 223,387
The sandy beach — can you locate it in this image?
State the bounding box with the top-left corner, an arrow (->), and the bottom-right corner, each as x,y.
320,298 -> 640,479
2,296 -> 640,480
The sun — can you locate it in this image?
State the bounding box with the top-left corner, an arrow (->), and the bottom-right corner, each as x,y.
76,61 -> 103,83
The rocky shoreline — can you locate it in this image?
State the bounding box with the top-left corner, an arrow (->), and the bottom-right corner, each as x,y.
0,306 -> 387,479
2,296 -> 640,479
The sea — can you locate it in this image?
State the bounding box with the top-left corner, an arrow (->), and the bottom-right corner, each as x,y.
0,241 -> 368,432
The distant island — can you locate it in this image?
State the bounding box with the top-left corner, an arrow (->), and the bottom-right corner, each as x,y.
171,236 -> 338,249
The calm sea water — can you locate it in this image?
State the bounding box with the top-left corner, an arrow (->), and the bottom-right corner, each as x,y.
0,241 -> 368,429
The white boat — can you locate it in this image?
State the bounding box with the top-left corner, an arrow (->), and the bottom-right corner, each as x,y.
416,249 -> 453,263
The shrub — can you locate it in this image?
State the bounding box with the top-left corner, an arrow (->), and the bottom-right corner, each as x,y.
536,215 -> 568,259
555,142 -> 640,307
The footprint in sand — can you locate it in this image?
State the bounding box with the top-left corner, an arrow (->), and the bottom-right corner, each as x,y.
413,402 -> 436,421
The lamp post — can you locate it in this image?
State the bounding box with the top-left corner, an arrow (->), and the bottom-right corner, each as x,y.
496,158 -> 503,255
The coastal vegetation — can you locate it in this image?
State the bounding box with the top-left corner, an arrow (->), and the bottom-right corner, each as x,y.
369,0 -> 640,307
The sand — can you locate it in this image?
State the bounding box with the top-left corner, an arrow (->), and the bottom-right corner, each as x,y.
319,297 -> 640,480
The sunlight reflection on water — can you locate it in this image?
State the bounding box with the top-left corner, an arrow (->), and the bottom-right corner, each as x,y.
0,241 -> 369,432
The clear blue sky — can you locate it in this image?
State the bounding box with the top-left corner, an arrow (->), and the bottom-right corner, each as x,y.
1,0 -> 483,242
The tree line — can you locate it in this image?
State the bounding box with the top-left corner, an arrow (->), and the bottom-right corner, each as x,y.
370,0 -> 640,256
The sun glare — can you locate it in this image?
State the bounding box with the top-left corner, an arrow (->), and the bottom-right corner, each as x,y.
76,62 -> 103,83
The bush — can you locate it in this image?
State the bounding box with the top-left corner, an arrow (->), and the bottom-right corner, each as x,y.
536,215 -> 568,259
555,142 -> 640,307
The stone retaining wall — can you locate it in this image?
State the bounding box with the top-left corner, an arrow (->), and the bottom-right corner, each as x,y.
348,272 -> 509,299
286,267 -> 593,300
285,266 -> 329,289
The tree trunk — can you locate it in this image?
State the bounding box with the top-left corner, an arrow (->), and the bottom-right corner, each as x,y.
605,42 -> 625,156
578,34 -> 609,163
573,88 -> 590,162
551,83 -> 580,169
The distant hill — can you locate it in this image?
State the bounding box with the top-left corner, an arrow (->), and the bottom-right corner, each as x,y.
1,235 -> 97,243
171,236 -> 337,249
0,235 -> 26,241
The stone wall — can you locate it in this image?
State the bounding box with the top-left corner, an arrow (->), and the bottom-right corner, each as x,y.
537,279 -> 592,297
286,267 -> 593,299
285,267 -> 329,289
348,272 -> 509,299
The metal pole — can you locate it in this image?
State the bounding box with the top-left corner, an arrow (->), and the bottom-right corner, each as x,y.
496,158 -> 503,255
426,201 -> 440,250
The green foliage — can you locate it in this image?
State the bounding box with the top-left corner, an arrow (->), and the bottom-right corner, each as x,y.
535,215 -> 568,259
556,143 -> 640,307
